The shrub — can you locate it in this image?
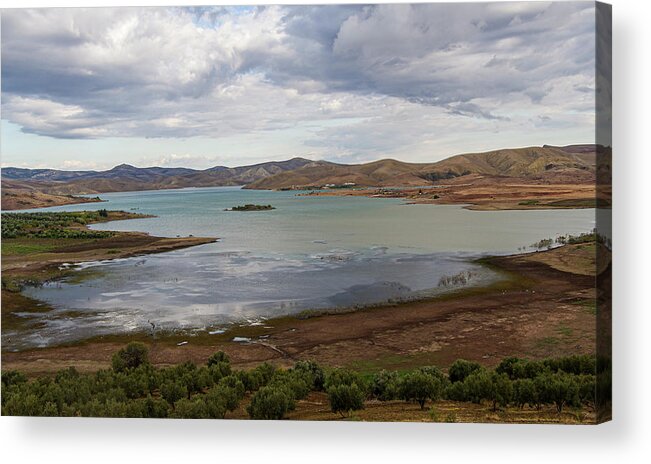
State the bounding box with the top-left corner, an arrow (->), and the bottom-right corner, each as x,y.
161,381 -> 187,405
578,375 -> 596,406
218,375 -> 246,400
247,385 -> 295,420
418,366 -> 448,384
205,385 -> 241,418
209,362 -> 232,383
1,370 -> 27,388
292,360 -> 325,391
142,395 -> 169,418
327,383 -> 365,417
207,351 -> 230,367
235,370 -> 263,392
268,370 -> 312,400
487,372 -> 513,411
535,372 -> 579,413
444,380 -> 468,402
115,372 -> 148,400
171,398 -> 210,419
170,362 -> 212,398
462,370 -> 492,404
111,342 -> 149,373
544,355 -> 596,376
253,362 -> 277,386
495,357 -> 521,379
371,370 -> 400,401
325,368 -> 367,394
448,359 -> 482,383
513,378 -> 538,409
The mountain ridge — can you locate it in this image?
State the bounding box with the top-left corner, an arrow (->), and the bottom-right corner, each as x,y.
1,146 -> 597,200
245,145 -> 597,190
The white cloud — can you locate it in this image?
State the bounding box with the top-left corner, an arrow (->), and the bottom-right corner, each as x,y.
0,3 -> 598,165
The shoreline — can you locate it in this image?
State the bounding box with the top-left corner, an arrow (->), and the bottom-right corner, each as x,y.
2,241 -> 601,377
1,190 -> 106,211
291,175 -> 603,211
1,211 -> 218,345
2,241 -> 507,353
3,177 -> 603,212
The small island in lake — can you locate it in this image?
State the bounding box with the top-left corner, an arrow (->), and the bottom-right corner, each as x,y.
228,204 -> 275,211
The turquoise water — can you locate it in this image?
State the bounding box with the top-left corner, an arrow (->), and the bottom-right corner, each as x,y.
9,187 -> 596,350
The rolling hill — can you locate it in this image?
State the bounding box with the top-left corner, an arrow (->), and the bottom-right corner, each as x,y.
1,158 -> 316,195
1,146 -> 598,210
245,146 -> 596,190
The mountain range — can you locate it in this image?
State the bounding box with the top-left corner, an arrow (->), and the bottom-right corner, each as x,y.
245,145 -> 596,190
1,145 -> 597,209
2,158 -> 317,195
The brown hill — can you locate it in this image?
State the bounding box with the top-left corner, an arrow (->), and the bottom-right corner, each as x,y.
1,146 -> 598,204
246,146 -> 596,190
1,158 -> 315,196
1,181 -> 104,210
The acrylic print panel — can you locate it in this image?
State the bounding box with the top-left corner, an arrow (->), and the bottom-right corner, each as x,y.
0,2 -> 611,424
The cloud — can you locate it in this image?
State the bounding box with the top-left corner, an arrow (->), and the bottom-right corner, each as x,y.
1,3 -> 597,163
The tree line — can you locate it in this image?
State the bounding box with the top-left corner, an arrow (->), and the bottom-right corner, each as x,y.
1,343 -> 610,420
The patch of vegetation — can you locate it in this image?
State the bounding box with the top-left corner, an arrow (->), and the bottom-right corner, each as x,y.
572,299 -> 597,315
532,238 -> 554,250
1,240 -> 61,256
518,200 -> 540,206
536,337 -> 560,349
418,169 -> 471,182
0,211 -> 130,239
547,199 -> 602,208
557,325 -> 573,337
1,349 -> 608,420
438,270 -> 475,287
229,204 -> 275,211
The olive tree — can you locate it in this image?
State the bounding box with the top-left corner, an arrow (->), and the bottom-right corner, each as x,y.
372,370 -> 400,401
111,342 -> 149,373
399,371 -> 443,410
448,359 -> 482,383
247,385 -> 295,420
327,383 -> 365,417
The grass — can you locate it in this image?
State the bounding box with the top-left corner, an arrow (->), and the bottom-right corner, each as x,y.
557,325 -> 574,337
536,337 -> 560,349
567,298 -> 597,316
346,352 -> 444,376
580,300 -> 597,315
1,240 -> 60,256
518,199 -> 540,206
548,198 -> 611,208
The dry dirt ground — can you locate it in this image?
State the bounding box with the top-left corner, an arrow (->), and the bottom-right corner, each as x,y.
2,243 -> 600,377
225,391 -> 596,424
1,188 -> 104,210
299,174 -> 604,211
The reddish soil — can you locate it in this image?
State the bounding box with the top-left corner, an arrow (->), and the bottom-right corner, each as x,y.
300,174 -> 603,211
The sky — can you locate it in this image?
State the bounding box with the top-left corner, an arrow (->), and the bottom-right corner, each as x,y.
0,2 -> 597,170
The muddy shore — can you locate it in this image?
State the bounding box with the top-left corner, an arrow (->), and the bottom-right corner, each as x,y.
2,242 -> 599,376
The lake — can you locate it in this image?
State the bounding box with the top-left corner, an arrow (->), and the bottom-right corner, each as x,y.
11,186 -> 596,349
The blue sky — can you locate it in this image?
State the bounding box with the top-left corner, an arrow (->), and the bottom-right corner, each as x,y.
0,3 -> 597,170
